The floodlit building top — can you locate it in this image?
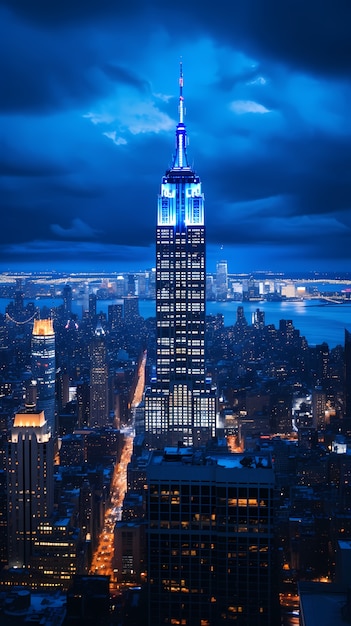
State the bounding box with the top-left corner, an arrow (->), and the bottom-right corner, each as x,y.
13,411 -> 46,428
33,318 -> 54,336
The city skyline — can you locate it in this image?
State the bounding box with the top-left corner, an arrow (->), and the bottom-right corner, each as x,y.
1,2 -> 351,274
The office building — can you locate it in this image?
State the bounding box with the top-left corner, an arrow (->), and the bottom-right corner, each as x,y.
146,447 -> 279,625
66,575 -> 111,624
88,293 -> 97,324
216,260 -> 228,300
76,377 -> 90,428
7,410 -> 54,567
30,518 -> 86,590
0,470 -> 7,568
312,386 -> 326,430
108,302 -> 123,331
252,308 -> 265,330
344,329 -> 351,418
89,321 -> 109,427
145,64 -> 217,448
114,521 -> 146,585
124,296 -> 140,325
62,284 -> 72,318
299,581 -> 351,626
31,318 -> 56,434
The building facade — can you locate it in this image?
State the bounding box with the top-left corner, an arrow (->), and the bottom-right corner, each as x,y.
216,260 -> 228,300
89,322 -> 109,428
146,447 -> 279,625
7,411 -> 54,567
31,318 -> 56,434
344,329 -> 351,418
145,64 -> 217,448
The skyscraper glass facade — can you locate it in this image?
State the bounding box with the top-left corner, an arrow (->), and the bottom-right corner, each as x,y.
31,318 -> 56,434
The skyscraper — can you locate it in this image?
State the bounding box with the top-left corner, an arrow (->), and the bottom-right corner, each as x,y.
344,329 -> 351,418
7,410 -> 54,567
216,260 -> 228,300
146,448 -> 279,625
88,293 -> 97,324
145,64 -> 217,447
31,318 -> 56,434
89,321 -> 109,427
62,284 -> 72,318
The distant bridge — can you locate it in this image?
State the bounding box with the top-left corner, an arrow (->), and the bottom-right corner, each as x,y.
318,296 -> 347,305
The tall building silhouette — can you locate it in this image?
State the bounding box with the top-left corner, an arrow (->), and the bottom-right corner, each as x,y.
88,293 -> 97,324
89,321 -> 109,427
145,64 -> 217,447
31,318 -> 56,434
216,260 -> 228,300
124,296 -> 140,326
108,303 -> 123,331
62,284 -> 72,318
146,448 -> 279,625
344,329 -> 351,418
7,410 -> 54,567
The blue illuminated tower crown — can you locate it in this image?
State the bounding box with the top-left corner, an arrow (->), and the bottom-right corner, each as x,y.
157,62 -> 204,229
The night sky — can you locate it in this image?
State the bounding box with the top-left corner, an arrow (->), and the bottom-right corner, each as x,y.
1,0 -> 351,275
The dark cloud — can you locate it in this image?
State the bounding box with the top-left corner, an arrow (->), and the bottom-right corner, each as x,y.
233,0 -> 351,77
0,0 -> 138,26
0,154 -> 66,178
0,7 -> 150,114
5,0 -> 351,78
0,12 -> 99,112
173,0 -> 351,77
101,64 -> 150,93
1,0 -> 351,273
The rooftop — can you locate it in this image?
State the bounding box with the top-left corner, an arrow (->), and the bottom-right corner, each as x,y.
13,411 -> 46,428
299,582 -> 351,626
159,446 -> 272,469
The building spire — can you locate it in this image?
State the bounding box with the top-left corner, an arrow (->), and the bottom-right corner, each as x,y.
172,59 -> 189,169
179,59 -> 184,125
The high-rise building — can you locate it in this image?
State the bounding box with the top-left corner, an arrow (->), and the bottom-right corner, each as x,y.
312,386 -> 326,430
144,64 -> 217,448
108,303 -> 123,331
89,321 -> 109,427
77,377 -> 90,428
62,284 -> 72,318
30,518 -> 86,590
315,341 -> 330,385
0,471 -> 7,568
345,329 -> 351,418
124,296 -> 140,326
216,260 -> 228,300
7,410 -> 54,567
146,447 -> 279,626
31,318 -> 56,434
252,308 -> 265,330
88,293 -> 97,324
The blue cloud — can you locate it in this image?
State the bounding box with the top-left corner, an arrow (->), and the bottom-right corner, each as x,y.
1,0 -> 351,274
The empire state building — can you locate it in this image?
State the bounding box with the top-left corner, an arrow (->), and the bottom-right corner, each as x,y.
145,65 -> 217,447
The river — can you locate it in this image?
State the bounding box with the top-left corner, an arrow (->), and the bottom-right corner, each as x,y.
1,297 -> 351,348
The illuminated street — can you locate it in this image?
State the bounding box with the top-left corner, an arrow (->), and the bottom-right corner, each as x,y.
89,432 -> 134,581
89,352 -> 146,583
131,349 -> 147,409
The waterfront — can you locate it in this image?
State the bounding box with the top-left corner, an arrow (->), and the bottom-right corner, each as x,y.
2,296 -> 351,348
205,299 -> 351,348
